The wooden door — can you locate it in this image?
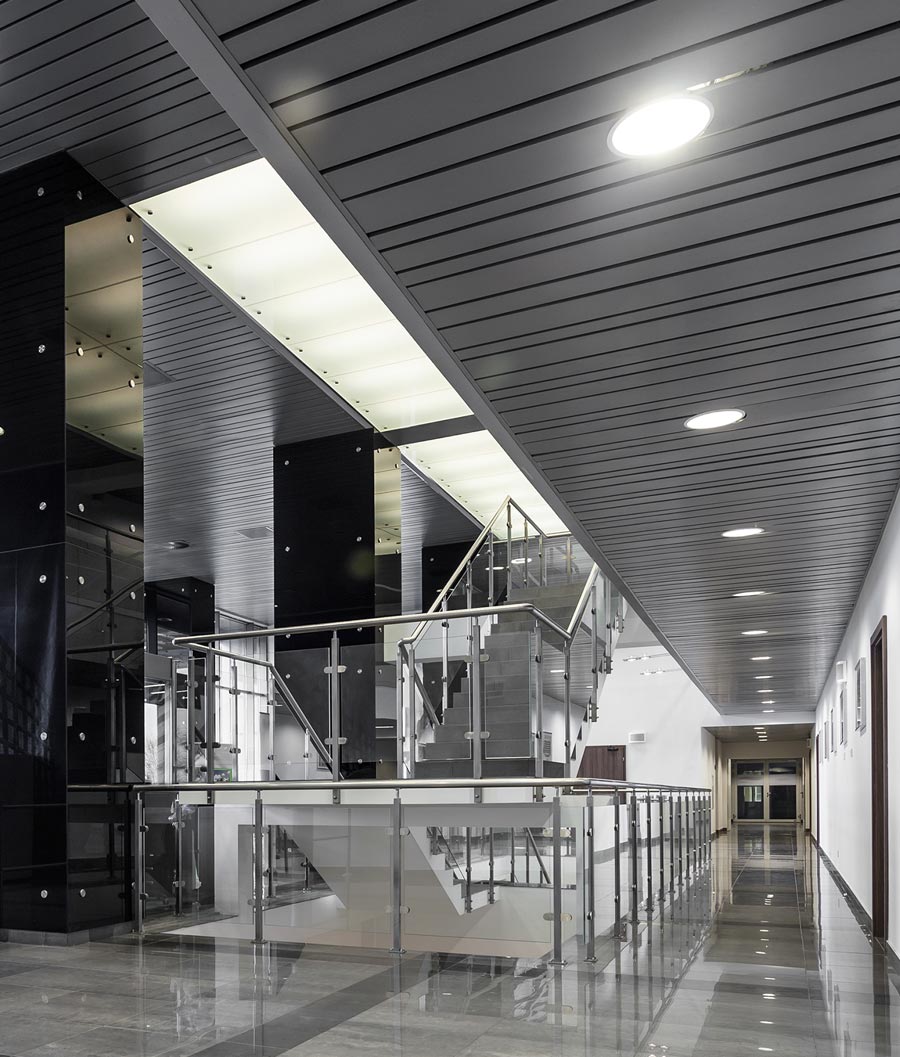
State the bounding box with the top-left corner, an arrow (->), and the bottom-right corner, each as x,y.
871,616 -> 888,940
579,745 -> 626,781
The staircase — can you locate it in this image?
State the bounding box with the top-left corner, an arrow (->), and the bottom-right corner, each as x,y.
417,574 -> 598,778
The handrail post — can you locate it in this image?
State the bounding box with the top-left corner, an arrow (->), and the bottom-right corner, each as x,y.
173,793 -> 183,917
629,789 -> 638,925
538,528 -> 545,587
584,793 -> 596,962
408,644 -> 419,780
668,794 -> 675,896
488,536 -> 495,603
533,619 -> 544,778
253,790 -> 265,946
510,826 -> 517,883
590,583 -> 600,723
395,642 -> 405,778
550,791 -> 565,965
613,792 -> 622,940
693,793 -> 699,872
658,791 -> 665,907
523,518 -> 529,589
678,793 -> 684,885
563,640 -> 572,779
134,791 -> 145,934
391,793 -> 405,953
464,827 -> 472,913
645,794 -> 653,913
488,827 -> 496,904
441,599 -> 449,717
204,651 -> 216,781
506,503 -> 513,597
471,621 -> 483,785
329,632 -> 342,782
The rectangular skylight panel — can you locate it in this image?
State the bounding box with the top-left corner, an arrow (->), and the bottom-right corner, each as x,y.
195,225 -> 354,304
258,276 -> 391,342
293,320 -> 424,376
363,388 -> 470,432
136,158 -> 314,257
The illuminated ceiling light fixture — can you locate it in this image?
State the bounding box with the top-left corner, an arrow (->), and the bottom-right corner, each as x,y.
734,590 -> 767,597
752,656 -> 771,661
742,629 -> 768,636
722,527 -> 764,539
684,408 -> 745,430
763,709 -> 775,713
755,676 -> 773,680
609,95 -> 713,157
761,699 -> 775,705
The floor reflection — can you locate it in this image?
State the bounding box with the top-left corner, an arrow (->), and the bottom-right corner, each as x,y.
0,826 -> 896,1055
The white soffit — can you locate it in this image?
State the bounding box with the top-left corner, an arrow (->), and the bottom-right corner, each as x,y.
134,160 -> 570,536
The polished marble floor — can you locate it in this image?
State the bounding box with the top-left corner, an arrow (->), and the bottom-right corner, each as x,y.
0,826 -> 896,1056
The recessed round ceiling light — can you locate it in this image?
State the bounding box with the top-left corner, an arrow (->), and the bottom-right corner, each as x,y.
734,590 -> 767,597
609,95 -> 713,157
684,408 -> 745,431
723,527 -> 764,539
742,629 -> 768,636
752,656 -> 771,661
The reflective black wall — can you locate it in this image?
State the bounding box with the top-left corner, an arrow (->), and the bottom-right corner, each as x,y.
0,155 -> 142,936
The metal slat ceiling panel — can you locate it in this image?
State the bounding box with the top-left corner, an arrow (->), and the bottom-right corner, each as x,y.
0,0 -> 255,199
172,0 -> 900,711
142,242 -> 355,623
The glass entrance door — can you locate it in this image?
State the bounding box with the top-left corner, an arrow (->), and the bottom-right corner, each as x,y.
733,759 -> 802,822
737,784 -> 765,820
769,785 -> 797,820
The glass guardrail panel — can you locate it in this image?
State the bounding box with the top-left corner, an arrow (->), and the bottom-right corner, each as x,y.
482,611 -> 533,761
536,626 -> 568,769
401,801 -> 560,959
255,800 -> 393,950
271,647 -> 330,780
413,614 -> 472,766
68,791 -> 130,932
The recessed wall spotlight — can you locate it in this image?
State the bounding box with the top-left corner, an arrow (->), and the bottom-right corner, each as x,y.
722,527 -> 764,539
128,379 -> 136,388
126,234 -> 135,244
76,344 -> 84,356
609,95 -> 713,157
685,408 -> 745,430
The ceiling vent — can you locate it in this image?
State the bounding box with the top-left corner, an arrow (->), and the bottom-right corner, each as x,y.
236,525 -> 273,541
628,731 -> 647,744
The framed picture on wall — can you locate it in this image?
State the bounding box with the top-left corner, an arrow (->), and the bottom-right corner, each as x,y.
855,657 -> 867,733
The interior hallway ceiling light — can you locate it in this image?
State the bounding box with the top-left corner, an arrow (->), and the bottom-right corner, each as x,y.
742,629 -> 768,636
755,675 -> 773,680
763,708 -> 775,712
752,656 -> 771,661
761,700 -> 774,705
734,590 -> 767,597
609,95 -> 713,157
134,160 -> 566,534
722,527 -> 764,538
684,408 -> 745,430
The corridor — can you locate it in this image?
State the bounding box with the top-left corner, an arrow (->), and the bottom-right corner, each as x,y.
0,827 -> 895,1056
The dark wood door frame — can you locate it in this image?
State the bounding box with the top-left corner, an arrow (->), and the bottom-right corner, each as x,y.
871,616 -> 888,941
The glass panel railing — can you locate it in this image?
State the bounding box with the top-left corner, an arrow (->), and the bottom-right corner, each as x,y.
481,609 -> 533,764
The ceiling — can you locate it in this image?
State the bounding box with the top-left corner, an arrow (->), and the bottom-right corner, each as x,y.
133,0 -> 900,714
0,0 -> 255,198
706,723 -> 812,744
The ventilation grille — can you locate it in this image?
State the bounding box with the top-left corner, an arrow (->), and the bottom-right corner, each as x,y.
628,732 -> 647,744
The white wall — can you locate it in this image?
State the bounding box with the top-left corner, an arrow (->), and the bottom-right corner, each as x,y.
587,653 -> 720,794
814,486 -> 900,955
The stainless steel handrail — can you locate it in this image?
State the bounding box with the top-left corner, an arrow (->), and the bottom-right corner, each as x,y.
70,776 -> 711,794
566,564 -> 600,638
173,603 -> 571,648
